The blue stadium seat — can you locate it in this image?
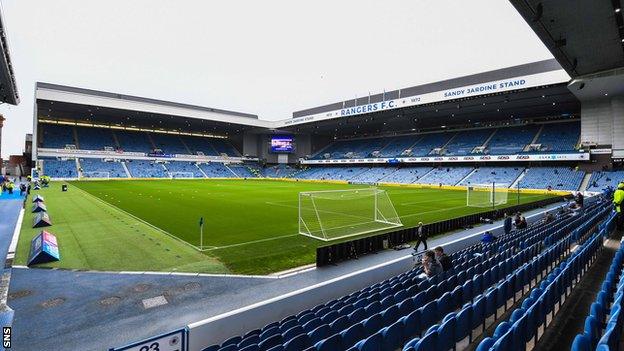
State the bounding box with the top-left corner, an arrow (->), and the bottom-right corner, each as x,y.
362,313 -> 383,337
238,335 -> 260,349
437,316 -> 455,351
476,337 -> 495,351
307,324 -> 331,344
340,322 -> 365,349
315,333 -> 343,351
329,315 -> 349,334
381,321 -> 404,350
239,343 -> 259,351
258,334 -> 282,351
414,329 -> 436,351
571,334 -> 591,351
283,333 -> 312,351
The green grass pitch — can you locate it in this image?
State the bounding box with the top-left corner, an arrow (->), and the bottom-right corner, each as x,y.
15,179 -> 555,275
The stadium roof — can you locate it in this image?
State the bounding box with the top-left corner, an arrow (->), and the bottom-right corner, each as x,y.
35,82 -> 272,136
279,60 -> 578,137
510,0 -> 624,77
0,4 -> 18,105
292,59 -> 564,118
283,83 -> 579,138
36,59 -> 577,137
280,59 -> 571,129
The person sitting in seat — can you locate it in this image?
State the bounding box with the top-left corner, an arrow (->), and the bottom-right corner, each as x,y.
514,212 -> 527,229
434,246 -> 452,272
422,250 -> 443,278
481,231 -> 496,244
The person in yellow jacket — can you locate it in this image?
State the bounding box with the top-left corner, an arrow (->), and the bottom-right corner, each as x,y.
614,182 -> 624,230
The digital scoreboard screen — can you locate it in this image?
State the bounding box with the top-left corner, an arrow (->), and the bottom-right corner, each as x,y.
270,136 -> 294,153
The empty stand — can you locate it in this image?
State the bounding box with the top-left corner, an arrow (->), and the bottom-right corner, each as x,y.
164,161 -> 205,178
486,126 -> 540,155
444,129 -> 493,156
417,167 -> 473,186
198,163 -> 238,178
308,122 -> 580,161
532,122 -> 580,153
80,158 -> 127,178
125,160 -> 167,178
520,167 -> 585,191
151,133 -> 189,154
379,167 -> 433,184
42,157 -> 78,178
40,124 -> 76,148
75,126 -> 117,150
460,167 -> 524,187
115,130 -> 153,153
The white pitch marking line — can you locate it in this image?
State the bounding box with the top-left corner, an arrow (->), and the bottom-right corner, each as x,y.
205,233 -> 300,251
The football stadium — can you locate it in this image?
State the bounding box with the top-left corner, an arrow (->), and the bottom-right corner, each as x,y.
1,1 -> 624,350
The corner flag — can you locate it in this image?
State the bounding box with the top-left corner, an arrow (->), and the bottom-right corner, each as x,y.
199,217 -> 204,250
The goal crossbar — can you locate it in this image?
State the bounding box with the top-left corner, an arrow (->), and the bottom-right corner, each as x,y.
466,183 -> 510,208
298,187 -> 403,241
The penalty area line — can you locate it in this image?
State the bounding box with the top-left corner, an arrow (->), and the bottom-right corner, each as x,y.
204,233 -> 300,251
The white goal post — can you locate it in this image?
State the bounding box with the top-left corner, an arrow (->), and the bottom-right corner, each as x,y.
298,188 -> 403,241
82,171 -> 110,179
466,183 -> 509,208
169,172 -> 195,179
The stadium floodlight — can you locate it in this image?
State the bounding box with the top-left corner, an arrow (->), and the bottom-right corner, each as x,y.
169,172 -> 195,179
82,171 -> 110,180
298,187 -> 403,241
466,182 -> 509,208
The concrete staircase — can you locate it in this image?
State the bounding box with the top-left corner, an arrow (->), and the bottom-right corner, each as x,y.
179,136 -> 193,155
121,161 -> 132,178
579,172 -> 593,192
523,125 -> 544,151
75,158 -> 82,178
72,126 -> 80,149
510,168 -> 527,189
111,130 -> 122,149
455,168 -> 477,186
224,164 -> 240,177
481,128 -> 498,148
196,164 -> 208,178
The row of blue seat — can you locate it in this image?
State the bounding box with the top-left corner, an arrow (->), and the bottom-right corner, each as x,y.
475,204 -> 612,351
571,212 -> 621,351
203,204 -> 601,351
402,204 -> 609,351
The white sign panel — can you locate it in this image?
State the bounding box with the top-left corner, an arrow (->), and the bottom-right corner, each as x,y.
280,69 -> 569,127
110,329 -> 186,351
300,152 -> 590,164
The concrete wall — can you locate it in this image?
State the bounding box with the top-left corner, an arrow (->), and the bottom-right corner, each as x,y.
580,96 -> 624,154
242,133 -> 259,157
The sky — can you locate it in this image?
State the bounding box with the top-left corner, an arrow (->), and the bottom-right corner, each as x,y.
0,0 -> 554,158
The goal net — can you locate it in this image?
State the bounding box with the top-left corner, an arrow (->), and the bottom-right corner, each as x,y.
169,172 -> 195,179
82,171 -> 110,179
299,188 -> 403,241
467,183 -> 509,208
